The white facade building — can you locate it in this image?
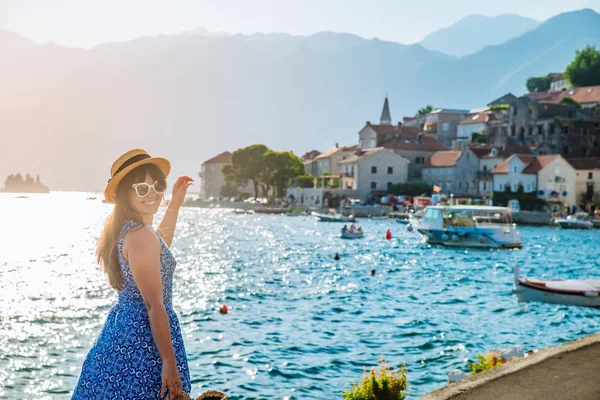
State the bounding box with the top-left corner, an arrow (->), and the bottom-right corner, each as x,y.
200,151 -> 232,199
312,144 -> 358,177
456,111 -> 499,142
492,154 -> 577,208
568,158 -> 600,207
339,148 -> 409,200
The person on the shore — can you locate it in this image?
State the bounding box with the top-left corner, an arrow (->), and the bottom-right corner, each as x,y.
72,149 -> 193,400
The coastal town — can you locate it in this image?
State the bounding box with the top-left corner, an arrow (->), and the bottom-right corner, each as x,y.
199,71 -> 600,221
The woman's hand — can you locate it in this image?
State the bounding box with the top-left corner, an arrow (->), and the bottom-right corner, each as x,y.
169,176 -> 194,209
161,360 -> 183,399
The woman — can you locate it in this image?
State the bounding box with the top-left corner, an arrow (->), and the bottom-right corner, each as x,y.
72,149 -> 193,399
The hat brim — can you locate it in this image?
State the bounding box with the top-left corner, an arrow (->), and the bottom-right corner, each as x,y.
104,157 -> 171,204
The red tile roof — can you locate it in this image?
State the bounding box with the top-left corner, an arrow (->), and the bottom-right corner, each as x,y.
522,155 -> 558,174
459,112 -> 498,125
467,146 -> 497,158
564,86 -> 600,104
202,151 -> 232,165
314,145 -> 357,160
301,150 -> 321,161
567,157 -> 600,170
423,151 -> 461,168
525,86 -> 600,105
482,143 -> 531,159
382,133 -> 448,152
367,123 -> 420,136
491,154 -> 559,174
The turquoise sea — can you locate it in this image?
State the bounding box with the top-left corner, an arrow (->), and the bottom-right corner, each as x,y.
1,193 -> 599,399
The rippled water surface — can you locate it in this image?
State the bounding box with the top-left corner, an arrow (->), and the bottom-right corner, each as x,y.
1,193 -> 599,399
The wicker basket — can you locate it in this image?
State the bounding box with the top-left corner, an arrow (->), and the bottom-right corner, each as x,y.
181,390 -> 228,400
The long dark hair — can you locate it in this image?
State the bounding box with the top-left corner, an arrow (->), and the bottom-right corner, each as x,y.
96,163 -> 166,290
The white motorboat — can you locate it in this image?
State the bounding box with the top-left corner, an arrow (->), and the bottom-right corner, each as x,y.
416,205 -> 522,249
554,212 -> 593,230
312,212 -> 356,222
513,266 -> 600,307
341,229 -> 364,239
395,214 -> 410,224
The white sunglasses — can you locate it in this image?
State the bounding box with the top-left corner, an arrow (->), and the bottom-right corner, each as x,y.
131,180 -> 167,197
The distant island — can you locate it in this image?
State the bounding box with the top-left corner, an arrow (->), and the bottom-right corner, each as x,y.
1,173 -> 50,193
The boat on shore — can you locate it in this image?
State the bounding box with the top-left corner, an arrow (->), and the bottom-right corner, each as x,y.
312,212 -> 356,222
416,205 -> 522,249
554,212 -> 594,230
513,266 -> 600,307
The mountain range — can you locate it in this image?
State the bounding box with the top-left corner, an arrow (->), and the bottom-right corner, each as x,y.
0,8 -> 599,191
418,14 -> 540,57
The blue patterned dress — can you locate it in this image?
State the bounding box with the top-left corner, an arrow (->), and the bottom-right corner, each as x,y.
72,220 -> 191,399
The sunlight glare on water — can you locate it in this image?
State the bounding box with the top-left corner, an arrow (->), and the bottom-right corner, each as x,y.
1,193 -> 599,399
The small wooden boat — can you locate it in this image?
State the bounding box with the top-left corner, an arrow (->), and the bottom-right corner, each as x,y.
341,230 -> 364,239
513,266 -> 600,308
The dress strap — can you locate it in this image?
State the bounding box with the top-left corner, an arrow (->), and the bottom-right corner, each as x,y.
119,220 -> 149,239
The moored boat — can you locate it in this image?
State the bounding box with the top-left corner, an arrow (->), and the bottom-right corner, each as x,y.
513,266 -> 600,307
312,212 -> 356,222
416,205 -> 522,248
554,213 -> 593,230
395,213 -> 410,224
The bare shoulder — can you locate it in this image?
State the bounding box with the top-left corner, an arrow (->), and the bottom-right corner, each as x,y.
122,226 -> 161,258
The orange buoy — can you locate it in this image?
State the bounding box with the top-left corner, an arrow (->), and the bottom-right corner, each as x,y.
386,229 -> 392,240
219,304 -> 228,314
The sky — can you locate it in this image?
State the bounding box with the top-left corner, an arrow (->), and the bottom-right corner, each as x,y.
1,0 -> 599,48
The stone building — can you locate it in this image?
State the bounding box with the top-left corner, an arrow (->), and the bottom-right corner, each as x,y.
358,97 -> 448,180
487,95 -> 600,158
456,111 -> 500,143
423,108 -> 469,147
422,151 -> 461,193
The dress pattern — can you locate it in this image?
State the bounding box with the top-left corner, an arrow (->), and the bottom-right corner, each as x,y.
72,220 -> 190,399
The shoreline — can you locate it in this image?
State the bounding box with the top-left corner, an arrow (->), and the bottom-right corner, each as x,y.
420,332 -> 600,400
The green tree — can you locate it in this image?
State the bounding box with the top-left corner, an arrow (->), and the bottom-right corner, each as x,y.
471,129 -> 487,144
266,151 -> 305,198
389,181 -> 433,197
526,75 -> 553,93
295,174 -> 315,188
222,144 -> 269,199
565,45 -> 600,87
415,105 -> 435,117
559,97 -> 582,108
219,183 -> 238,197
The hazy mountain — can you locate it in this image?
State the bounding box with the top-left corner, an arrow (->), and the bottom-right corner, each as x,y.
414,8 -> 600,107
176,26 -> 231,37
0,9 -> 598,192
419,14 -> 540,57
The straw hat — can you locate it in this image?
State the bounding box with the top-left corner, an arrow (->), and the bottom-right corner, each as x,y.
104,149 -> 171,204
182,390 -> 228,400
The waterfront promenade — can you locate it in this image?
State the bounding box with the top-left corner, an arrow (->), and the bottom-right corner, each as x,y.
421,332 -> 600,400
